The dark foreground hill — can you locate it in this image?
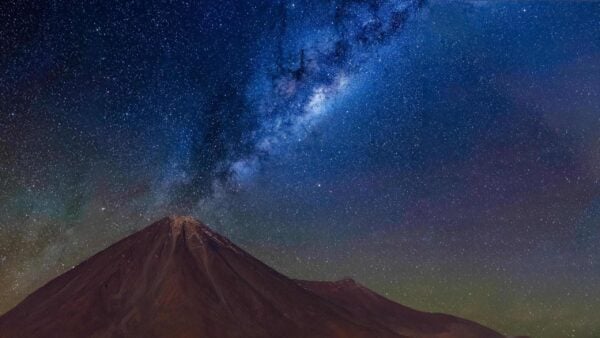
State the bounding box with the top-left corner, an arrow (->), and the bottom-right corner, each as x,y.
0,216 -> 507,338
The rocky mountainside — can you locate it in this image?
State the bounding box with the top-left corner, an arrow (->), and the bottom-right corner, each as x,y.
0,216 -> 506,338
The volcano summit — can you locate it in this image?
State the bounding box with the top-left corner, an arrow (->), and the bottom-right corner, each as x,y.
0,216 -> 506,338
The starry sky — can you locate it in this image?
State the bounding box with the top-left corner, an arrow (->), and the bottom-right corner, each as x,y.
1,1 -> 599,337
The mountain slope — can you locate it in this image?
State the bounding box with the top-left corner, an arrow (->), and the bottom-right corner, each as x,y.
0,216 -> 505,338
297,279 -> 503,338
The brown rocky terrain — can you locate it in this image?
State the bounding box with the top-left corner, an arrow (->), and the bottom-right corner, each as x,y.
0,216 -> 506,338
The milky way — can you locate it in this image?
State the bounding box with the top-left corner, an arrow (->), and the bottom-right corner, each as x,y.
1,1 -> 600,337
208,0 -> 424,195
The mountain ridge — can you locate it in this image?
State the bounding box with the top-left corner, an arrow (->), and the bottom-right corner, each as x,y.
0,216 -> 508,338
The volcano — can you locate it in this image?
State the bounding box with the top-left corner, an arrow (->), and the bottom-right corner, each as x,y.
0,216 -> 505,338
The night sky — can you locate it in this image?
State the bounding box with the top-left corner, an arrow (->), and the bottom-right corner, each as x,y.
1,1 -> 600,337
